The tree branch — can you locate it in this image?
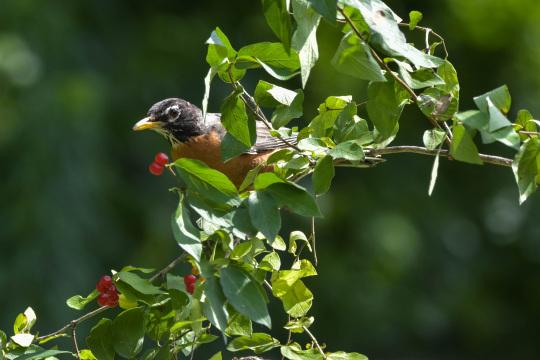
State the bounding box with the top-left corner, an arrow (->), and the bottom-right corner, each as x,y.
367,146 -> 513,167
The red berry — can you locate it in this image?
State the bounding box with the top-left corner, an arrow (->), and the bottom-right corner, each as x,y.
148,162 -> 164,176
154,152 -> 169,166
97,287 -> 119,307
184,274 -> 196,294
186,283 -> 195,294
96,275 -> 113,293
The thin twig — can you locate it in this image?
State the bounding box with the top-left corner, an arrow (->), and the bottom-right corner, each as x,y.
71,323 -> 81,360
303,326 -> 327,359
367,145 -> 513,167
310,217 -> 317,266
37,306 -> 110,342
149,253 -> 188,282
398,23 -> 449,58
519,130 -> 540,136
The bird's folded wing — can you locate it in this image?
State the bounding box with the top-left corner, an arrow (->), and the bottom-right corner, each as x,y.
205,113 -> 297,154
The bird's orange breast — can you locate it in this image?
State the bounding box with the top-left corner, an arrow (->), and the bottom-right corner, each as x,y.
171,131 -> 273,187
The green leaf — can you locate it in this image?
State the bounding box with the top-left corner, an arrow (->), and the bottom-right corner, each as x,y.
394,59 -> 445,90
313,155 -> 335,195
291,0 -> 321,87
254,172 -> 286,190
202,67 -> 216,119
328,139 -> 365,161
201,275 -> 229,332
423,129 -> 446,151
271,260 -> 317,317
66,290 -> 99,310
173,158 -> 239,208
343,0 -> 443,68
10,349 -> 72,360
474,85 -> 511,114
221,91 -> 256,148
428,148 -> 441,197
220,266 -> 272,328
255,80 -> 304,128
437,60 -> 460,96
248,191 -> 281,241
307,0 -> 336,21
456,110 -> 489,130
408,10 -> 423,30
237,42 -> 300,79
367,78 -> 407,139
284,316 -> 314,333
267,182 -> 322,217
117,272 -> 164,295
13,307 -> 36,334
281,344 -> 324,359
332,32 -> 385,82
260,252 -> 282,271
171,192 -> 202,261
327,352 -> 369,360
209,352 -> 222,360
262,0 -> 292,49
206,27 -> 236,69
227,333 -> 280,354
512,138 -> 540,204
486,97 -> 513,132
225,308 -> 253,337
11,334 -> 34,347
111,307 -> 145,359
289,231 -> 312,256
417,88 -> 458,122
86,318 -> 115,360
450,124 -> 483,165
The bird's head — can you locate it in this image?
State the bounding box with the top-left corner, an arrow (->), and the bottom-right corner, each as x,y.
133,98 -> 205,143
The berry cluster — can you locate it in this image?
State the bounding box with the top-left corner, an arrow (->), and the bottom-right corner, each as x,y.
183,274 -> 197,294
96,275 -> 119,307
148,152 -> 169,176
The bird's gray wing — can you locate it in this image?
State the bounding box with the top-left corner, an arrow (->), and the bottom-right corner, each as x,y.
205,113 -> 297,154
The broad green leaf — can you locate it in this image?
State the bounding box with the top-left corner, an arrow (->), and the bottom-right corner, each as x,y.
202,67 -> 216,119
260,252 -> 282,271
220,266 -> 272,328
280,279 -> 313,317
297,137 -> 328,153
456,110 -> 488,130
342,0 -> 443,68
86,319 -> 115,360
310,96 -> 354,138
237,42 -> 300,79
436,60 -> 459,96
423,129 -> 446,150
408,10 -> 423,30
117,272 -> 164,295
313,155 -> 335,195
225,308 -> 253,337
119,266 -> 155,274
202,275 -> 229,332
291,0 -> 321,87
394,59 -> 445,90
450,124 -> 482,165
262,0 -> 292,49
486,98 -> 512,132
307,0 -> 337,21
249,191 -> 281,241
289,231 -> 312,256
271,260 -> 317,317
10,349 -> 72,360
327,352 -> 369,360
417,88 -> 458,122
111,307 -> 145,359
284,316 -> 314,333
428,148 -> 441,197
220,132 -> 252,164
332,32 -> 385,82
227,333 -> 280,354
328,139 -> 365,161
267,182 -> 322,217
209,352 -> 222,360
13,307 -> 36,334
473,85 -> 511,114
221,91 -> 256,148
254,172 -> 286,190
512,138 -> 540,204
173,158 -> 239,208
11,334 -> 34,347
206,27 -> 236,70
171,192 -> 202,261
254,81 -> 304,128
66,290 -> 99,310
367,78 -> 407,139
281,344 -> 324,360
230,240 -> 253,260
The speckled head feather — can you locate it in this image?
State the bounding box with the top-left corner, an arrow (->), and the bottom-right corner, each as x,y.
145,98 -> 207,143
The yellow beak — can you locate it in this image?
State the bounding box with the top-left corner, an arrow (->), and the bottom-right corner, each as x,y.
132,116 -> 162,131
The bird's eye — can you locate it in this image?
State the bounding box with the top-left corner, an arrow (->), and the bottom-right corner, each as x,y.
166,105 -> 181,120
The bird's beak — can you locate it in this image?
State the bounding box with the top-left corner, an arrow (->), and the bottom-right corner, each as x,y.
132,116 -> 162,131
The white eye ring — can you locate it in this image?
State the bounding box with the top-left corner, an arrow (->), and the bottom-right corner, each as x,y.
167,105 -> 181,119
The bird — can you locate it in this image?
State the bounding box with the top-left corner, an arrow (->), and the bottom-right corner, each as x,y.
133,98 -> 295,186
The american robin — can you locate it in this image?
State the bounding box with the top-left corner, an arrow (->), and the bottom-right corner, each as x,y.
133,98 -> 294,186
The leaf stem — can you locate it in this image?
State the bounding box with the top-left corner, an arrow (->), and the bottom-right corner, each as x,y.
71,323 -> 81,360
302,326 -> 327,359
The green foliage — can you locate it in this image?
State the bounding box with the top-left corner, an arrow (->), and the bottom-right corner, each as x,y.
2,1 -> 539,359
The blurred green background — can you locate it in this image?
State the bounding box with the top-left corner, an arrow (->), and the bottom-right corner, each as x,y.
1,0 -> 540,358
